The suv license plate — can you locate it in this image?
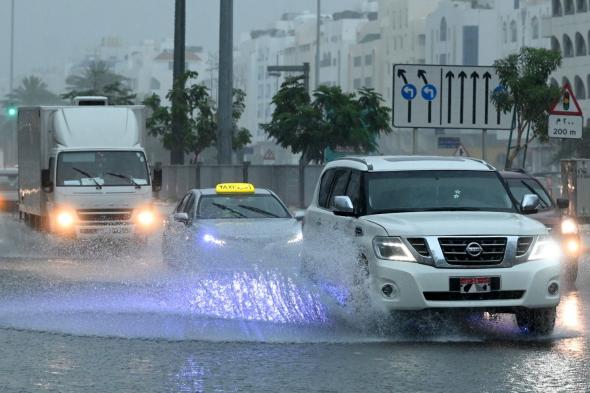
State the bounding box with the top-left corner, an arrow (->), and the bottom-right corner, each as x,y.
459,277 -> 491,293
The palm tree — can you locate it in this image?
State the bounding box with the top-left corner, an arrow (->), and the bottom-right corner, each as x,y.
63,60 -> 136,105
5,76 -> 62,106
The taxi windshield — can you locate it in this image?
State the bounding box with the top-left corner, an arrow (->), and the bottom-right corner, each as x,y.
197,194 -> 291,219
366,170 -> 515,214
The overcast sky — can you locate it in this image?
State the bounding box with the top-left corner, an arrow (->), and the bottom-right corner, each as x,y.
0,0 -> 360,85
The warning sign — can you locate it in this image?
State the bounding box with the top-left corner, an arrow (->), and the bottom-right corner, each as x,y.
549,83 -> 583,116
453,144 -> 470,157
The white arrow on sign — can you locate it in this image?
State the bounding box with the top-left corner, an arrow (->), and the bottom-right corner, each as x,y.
392,64 -> 512,130
548,115 -> 583,139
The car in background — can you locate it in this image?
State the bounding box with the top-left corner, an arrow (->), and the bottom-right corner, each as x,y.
500,170 -> 580,284
0,168 -> 18,212
162,183 -> 303,268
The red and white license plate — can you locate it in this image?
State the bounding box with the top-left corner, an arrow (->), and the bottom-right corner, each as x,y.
459,277 -> 491,293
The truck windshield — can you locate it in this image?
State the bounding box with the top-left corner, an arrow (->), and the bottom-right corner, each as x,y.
366,170 -> 515,214
56,151 -> 150,187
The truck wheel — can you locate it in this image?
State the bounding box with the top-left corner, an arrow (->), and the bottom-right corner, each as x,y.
515,307 -> 556,335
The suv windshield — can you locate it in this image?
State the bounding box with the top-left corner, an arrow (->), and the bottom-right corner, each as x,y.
366,170 -> 515,214
56,151 -> 150,187
505,178 -> 553,210
0,174 -> 17,191
197,195 -> 291,219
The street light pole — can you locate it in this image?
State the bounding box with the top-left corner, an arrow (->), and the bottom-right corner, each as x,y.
171,0 -> 186,165
9,0 -> 15,93
218,0 -> 234,165
315,0 -> 321,88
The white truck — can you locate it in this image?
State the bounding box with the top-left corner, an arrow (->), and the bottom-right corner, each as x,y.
17,97 -> 162,240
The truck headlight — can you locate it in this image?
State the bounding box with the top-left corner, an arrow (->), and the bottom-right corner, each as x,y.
528,237 -> 560,261
561,218 -> 578,235
56,211 -> 76,229
373,237 -> 416,262
137,210 -> 155,227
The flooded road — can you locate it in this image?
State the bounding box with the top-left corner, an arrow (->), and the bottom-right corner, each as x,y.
0,213 -> 589,392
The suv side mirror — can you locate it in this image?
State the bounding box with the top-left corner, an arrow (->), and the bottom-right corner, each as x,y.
333,196 -> 355,216
293,210 -> 305,222
152,168 -> 162,192
556,198 -> 570,209
521,194 -> 540,214
41,169 -> 53,193
173,212 -> 189,225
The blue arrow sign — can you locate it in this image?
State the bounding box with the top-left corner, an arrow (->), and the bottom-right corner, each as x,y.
401,84 -> 417,101
421,84 -> 437,101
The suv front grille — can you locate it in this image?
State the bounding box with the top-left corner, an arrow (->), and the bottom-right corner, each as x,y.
407,238 -> 430,257
438,237 -> 507,265
516,237 -> 534,257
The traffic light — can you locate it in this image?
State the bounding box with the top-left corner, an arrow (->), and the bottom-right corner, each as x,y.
563,91 -> 570,111
4,104 -> 17,118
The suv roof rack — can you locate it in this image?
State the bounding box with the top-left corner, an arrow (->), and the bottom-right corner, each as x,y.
334,156 -> 374,170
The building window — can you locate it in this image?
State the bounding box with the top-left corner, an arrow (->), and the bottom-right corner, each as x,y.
440,53 -> 447,65
565,0 -> 575,14
510,20 -> 518,42
563,34 -> 574,57
503,23 -> 508,43
365,54 -> 373,65
575,32 -> 587,56
365,77 -> 372,88
150,78 -> 161,90
577,0 -> 587,12
418,34 -> 426,46
552,0 -> 563,16
354,56 -> 362,67
514,0 -> 520,8
551,36 -> 561,52
440,18 -> 447,42
353,78 -> 361,89
531,17 -> 539,39
574,75 -> 586,99
257,104 -> 263,118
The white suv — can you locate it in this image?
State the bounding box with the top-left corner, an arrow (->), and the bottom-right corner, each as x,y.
304,156 -> 561,334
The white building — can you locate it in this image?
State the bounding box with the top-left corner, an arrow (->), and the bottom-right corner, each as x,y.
546,0 -> 590,118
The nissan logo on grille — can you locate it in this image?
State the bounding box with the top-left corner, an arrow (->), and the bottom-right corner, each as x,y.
465,242 -> 483,257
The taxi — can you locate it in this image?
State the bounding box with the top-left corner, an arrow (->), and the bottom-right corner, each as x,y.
162,183 -> 303,268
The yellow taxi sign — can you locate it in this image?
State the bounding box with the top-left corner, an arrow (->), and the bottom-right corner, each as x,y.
215,183 -> 255,194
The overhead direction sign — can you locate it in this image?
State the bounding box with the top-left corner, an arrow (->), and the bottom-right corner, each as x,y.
392,64 -> 512,130
548,83 -> 584,139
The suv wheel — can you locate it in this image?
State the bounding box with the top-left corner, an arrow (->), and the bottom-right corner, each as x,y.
515,307 -> 556,335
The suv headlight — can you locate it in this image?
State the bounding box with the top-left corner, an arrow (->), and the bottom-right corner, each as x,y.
561,218 -> 578,235
373,237 -> 416,262
528,236 -> 560,261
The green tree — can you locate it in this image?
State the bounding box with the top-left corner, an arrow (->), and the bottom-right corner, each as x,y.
261,76 -> 391,165
63,60 -> 136,105
4,76 -> 62,106
492,47 -> 562,168
144,71 -> 251,161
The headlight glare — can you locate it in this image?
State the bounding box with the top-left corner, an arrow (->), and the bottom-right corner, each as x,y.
528,237 -> 561,261
373,237 -> 416,262
561,218 -> 578,235
56,211 -> 76,228
137,210 -> 155,227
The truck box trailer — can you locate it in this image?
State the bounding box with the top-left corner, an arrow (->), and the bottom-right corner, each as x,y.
561,159 -> 590,223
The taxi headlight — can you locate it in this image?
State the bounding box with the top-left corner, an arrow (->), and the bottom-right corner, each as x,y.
56,211 -> 76,228
137,210 -> 155,227
528,237 -> 561,261
561,218 -> 578,235
373,237 -> 416,262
